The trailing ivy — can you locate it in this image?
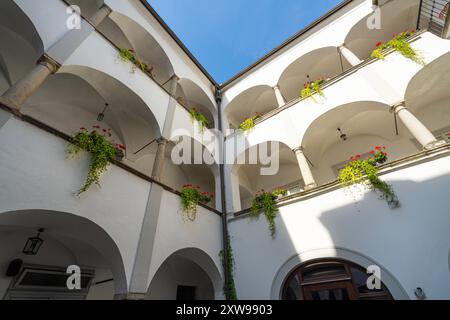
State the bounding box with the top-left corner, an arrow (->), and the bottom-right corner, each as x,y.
338,146 -> 400,208
67,126 -> 125,196
300,78 -> 326,102
119,48 -> 149,72
180,184 -> 214,221
239,113 -> 263,133
371,31 -> 425,65
189,108 -> 209,132
219,235 -> 238,300
250,188 -> 287,238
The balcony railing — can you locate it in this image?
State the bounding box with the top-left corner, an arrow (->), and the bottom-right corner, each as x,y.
417,0 -> 450,38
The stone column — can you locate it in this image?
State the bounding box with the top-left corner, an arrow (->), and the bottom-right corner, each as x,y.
391,102 -> 445,149
89,4 -> 112,27
151,138 -> 169,182
293,147 -> 317,190
0,55 -> 59,110
273,85 -> 286,107
169,74 -> 179,96
338,44 -> 363,67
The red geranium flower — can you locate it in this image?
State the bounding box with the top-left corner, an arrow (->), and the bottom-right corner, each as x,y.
93,125 -> 101,129
91,130 -> 97,134
80,127 -> 86,131
376,41 -> 383,47
370,150 -> 375,155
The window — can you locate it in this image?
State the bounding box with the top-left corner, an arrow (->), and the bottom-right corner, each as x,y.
282,259 -> 393,300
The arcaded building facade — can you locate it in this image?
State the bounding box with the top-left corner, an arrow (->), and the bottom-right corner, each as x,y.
0,0 -> 449,300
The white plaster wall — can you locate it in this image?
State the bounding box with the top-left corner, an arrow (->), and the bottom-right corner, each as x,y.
14,0 -> 69,51
105,0 -> 217,105
221,0 -> 370,103
0,114 -> 150,292
225,33 -> 450,161
229,154 -> 450,300
62,31 -> 169,133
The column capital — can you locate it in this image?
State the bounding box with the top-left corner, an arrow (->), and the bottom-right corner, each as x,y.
390,101 -> 406,113
337,43 -> 347,51
292,146 -> 305,154
38,54 -> 60,74
171,74 -> 180,82
89,4 -> 112,27
156,137 -> 170,145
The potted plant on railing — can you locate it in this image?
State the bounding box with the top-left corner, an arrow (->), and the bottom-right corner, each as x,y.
300,77 -> 326,102
239,112 -> 263,133
119,48 -> 149,73
338,146 -> 399,209
189,107 -> 209,132
371,30 -> 425,65
250,188 -> 287,238
180,184 -> 215,221
67,126 -> 126,196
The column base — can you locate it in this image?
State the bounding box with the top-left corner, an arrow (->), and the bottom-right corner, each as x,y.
304,183 -> 317,191
424,140 -> 447,150
0,97 -> 19,111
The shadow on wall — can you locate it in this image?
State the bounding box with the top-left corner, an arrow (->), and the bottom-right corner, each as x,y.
262,172 -> 450,300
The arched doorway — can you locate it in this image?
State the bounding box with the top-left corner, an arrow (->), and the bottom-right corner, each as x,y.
147,248 -> 222,300
282,259 -> 393,300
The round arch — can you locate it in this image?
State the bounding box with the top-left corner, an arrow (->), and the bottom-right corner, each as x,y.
278,46 -> 349,102
23,64 -> 162,165
0,1 -> 44,94
0,209 -> 128,298
271,248 -> 409,300
102,11 -> 175,87
404,51 -> 450,142
147,247 -> 223,300
177,78 -> 217,128
231,141 -> 302,210
225,85 -> 277,129
345,0 -> 419,60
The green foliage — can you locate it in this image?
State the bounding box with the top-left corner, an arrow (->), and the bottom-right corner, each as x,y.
119,48 -> 148,72
339,147 -> 399,208
300,78 -> 326,102
371,31 -> 425,65
180,185 -> 214,221
250,188 -> 287,238
189,108 -> 209,132
219,235 -> 238,300
239,113 -> 263,133
67,127 -> 123,196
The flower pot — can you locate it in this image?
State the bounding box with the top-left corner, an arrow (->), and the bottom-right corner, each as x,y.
116,150 -> 125,161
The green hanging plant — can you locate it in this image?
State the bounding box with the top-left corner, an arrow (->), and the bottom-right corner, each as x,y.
371,30 -> 425,65
189,107 -> 209,132
250,188 -> 287,238
300,78 -> 326,102
219,235 -> 238,300
180,184 -> 214,221
67,126 -> 125,196
119,48 -> 149,72
338,146 -> 400,208
238,112 -> 263,132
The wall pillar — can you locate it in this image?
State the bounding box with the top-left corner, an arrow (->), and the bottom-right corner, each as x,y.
151,138 -> 169,182
293,147 -> 317,190
338,44 -> 363,67
273,85 -> 286,107
0,55 -> 59,110
89,4 -> 113,27
391,102 -> 445,149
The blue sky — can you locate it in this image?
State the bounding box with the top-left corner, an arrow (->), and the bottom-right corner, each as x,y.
148,0 -> 343,83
